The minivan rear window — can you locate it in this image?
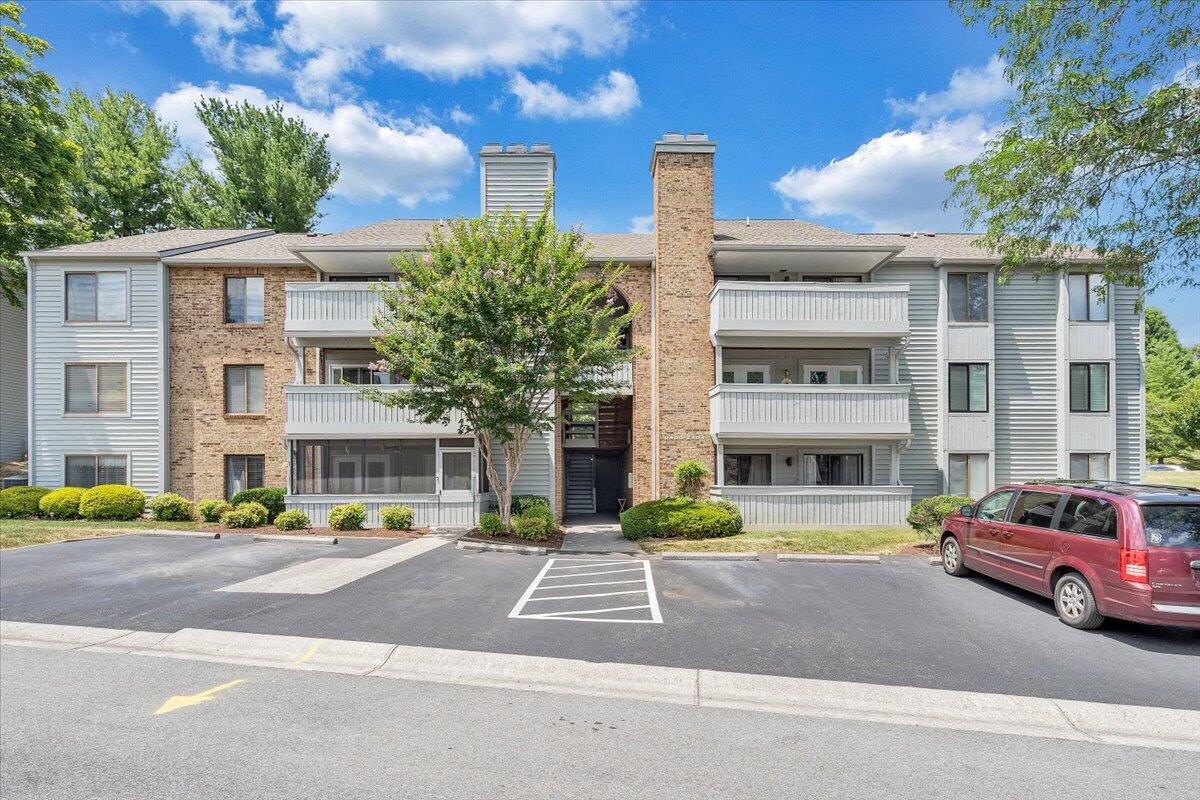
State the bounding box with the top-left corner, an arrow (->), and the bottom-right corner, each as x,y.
1141,505 -> 1200,549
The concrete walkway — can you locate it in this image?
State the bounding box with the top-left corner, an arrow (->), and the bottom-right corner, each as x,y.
559,515 -> 639,554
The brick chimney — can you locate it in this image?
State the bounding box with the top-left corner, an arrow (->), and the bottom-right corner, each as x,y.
651,133 -> 716,497
479,142 -> 556,218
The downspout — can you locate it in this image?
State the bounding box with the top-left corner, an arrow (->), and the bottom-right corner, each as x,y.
23,256 -> 34,487
649,260 -> 658,499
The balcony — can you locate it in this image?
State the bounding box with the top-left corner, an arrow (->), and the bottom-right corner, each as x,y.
709,384 -> 911,440
284,384 -> 466,437
285,282 -> 384,339
709,281 -> 908,344
711,484 -> 913,528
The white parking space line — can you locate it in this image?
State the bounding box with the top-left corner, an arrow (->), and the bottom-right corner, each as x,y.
508,558 -> 662,624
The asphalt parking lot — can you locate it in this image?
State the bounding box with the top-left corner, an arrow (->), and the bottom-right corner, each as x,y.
1,533 -> 1197,709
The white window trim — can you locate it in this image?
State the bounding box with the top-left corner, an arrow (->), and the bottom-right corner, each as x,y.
797,447 -> 871,487
721,364 -> 772,384
224,364 -> 266,415
1068,452 -> 1111,481
223,275 -> 266,326
802,364 -> 864,385
62,268 -> 131,325
721,450 -> 775,487
63,452 -> 131,488
62,360 -> 131,417
1067,273 -> 1109,323
947,452 -> 990,499
437,439 -> 478,496
946,272 -> 991,325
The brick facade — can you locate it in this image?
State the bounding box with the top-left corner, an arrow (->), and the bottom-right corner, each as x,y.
168,264 -> 316,500
652,149 -> 716,497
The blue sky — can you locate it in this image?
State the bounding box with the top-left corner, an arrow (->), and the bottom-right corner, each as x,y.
22,0 -> 1199,342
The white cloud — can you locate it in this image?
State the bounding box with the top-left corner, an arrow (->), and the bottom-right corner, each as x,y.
773,115 -> 995,232
629,214 -> 653,234
886,55 -> 1011,120
241,44 -> 287,76
448,107 -> 477,126
154,82 -> 473,207
89,30 -> 137,54
123,0 -> 260,68
509,70 -> 639,120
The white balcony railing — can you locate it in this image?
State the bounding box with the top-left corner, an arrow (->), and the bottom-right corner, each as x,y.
710,281 -> 908,341
285,282 -> 384,337
284,384 -> 467,437
709,383 -> 911,439
587,361 -> 633,394
711,484 -> 913,528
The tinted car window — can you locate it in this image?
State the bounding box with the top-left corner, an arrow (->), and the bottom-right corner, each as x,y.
1141,505 -> 1200,548
1010,491 -> 1062,529
976,490 -> 1014,521
1056,495 -> 1117,539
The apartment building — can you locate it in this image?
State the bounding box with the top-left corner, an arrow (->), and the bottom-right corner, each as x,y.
21,133 -> 1144,529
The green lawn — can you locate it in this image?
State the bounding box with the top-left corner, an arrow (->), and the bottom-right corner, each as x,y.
638,526 -> 925,554
1142,470 -> 1200,489
0,519 -> 204,549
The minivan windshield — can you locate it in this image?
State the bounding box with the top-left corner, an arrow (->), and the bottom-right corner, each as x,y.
1140,504 -> 1200,549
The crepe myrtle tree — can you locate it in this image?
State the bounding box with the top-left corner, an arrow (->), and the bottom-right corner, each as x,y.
363,197 -> 640,529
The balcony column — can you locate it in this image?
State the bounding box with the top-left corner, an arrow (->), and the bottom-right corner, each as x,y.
889,443 -> 900,485
294,344 -> 306,384
888,346 -> 898,384
715,442 -> 724,487
714,345 -> 723,385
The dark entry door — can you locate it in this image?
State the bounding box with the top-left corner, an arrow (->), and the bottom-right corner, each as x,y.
594,455 -> 623,513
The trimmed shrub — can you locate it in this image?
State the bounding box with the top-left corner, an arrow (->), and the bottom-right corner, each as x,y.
0,486 -> 51,518
520,504 -> 555,525
237,501 -> 269,526
673,460 -> 710,500
149,492 -> 193,521
510,495 -> 550,515
38,487 -> 84,520
229,487 -> 286,522
274,510 -> 310,531
513,513 -> 554,541
327,503 -> 366,531
197,499 -> 233,523
907,495 -> 973,541
479,512 -> 506,536
380,505 -> 414,531
620,498 -> 742,541
220,505 -> 261,529
79,484 -> 145,521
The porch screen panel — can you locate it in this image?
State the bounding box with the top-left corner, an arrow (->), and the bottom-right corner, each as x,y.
399,439 -> 436,494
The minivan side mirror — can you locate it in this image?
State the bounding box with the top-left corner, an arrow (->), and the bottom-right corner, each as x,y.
960,505 -> 975,518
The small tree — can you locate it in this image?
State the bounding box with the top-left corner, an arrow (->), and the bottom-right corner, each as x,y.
365,198 -> 639,529
673,460 -> 710,500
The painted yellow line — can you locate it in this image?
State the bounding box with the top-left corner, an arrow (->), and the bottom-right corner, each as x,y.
154,678 -> 247,715
292,640 -> 323,667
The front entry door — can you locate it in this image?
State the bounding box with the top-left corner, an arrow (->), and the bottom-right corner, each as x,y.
566,453 -> 595,515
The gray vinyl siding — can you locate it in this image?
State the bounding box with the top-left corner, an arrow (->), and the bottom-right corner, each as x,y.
481,155 -> 555,217
488,429 -> 555,509
994,272 -> 1059,483
0,296 -> 26,460
29,260 -> 164,495
874,265 -> 940,499
1112,284 -> 1144,481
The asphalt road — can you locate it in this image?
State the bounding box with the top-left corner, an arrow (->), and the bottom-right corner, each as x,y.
1,534 -> 1197,708
2,645 -> 1196,800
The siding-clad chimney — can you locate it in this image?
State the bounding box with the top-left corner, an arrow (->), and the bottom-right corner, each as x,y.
479,143 -> 555,218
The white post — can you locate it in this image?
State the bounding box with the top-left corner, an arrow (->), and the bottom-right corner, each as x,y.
715,345 -> 723,385
715,442 -> 725,487
888,346 -> 898,384
294,344 -> 306,384
890,443 -> 900,485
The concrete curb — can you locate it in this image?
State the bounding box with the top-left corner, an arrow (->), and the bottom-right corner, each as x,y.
252,533 -> 338,545
928,556 -> 943,566
3,620 -> 1198,752
778,554 -> 881,564
143,530 -> 221,540
457,539 -> 551,556
660,552 -> 759,561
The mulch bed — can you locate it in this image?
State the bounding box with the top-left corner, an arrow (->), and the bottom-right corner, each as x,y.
894,541 -> 937,556
201,525 -> 430,540
460,528 -> 565,549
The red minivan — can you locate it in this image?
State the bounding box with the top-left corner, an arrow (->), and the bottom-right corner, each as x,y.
940,481 -> 1200,629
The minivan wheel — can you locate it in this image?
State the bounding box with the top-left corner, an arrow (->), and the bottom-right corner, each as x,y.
1053,573 -> 1104,630
941,535 -> 969,576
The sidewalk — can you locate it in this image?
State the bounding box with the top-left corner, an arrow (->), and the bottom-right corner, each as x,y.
559,515 -> 639,554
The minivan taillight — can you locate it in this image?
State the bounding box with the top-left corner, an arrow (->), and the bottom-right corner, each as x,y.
1120,548 -> 1148,583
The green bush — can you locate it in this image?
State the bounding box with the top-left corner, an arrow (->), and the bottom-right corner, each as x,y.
79,484 -> 145,520
220,505 -> 261,529
620,497 -> 742,541
327,503 -> 366,531
196,499 -> 233,523
673,460 -> 710,500
229,487 -> 286,522
0,486 -> 51,518
479,512 -> 507,536
149,492 -> 193,521
907,495 -> 973,541
274,510 -> 310,531
510,495 -> 550,515
514,514 -> 554,541
520,504 -> 555,524
38,487 -> 84,519
380,505 -> 414,531
237,501 -> 269,526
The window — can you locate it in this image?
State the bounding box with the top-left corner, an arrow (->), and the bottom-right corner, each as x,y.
801,275 -> 863,283
948,363 -> 988,413
976,490 -> 1014,521
723,454 -> 771,485
805,365 -> 862,385
225,365 -> 264,414
1056,496 -> 1117,539
1141,505 -> 1200,549
948,453 -> 989,498
948,273 -> 988,322
65,272 -> 127,322
722,365 -> 769,384
1070,363 -> 1109,412
64,364 -> 127,414
1009,491 -> 1063,529
290,440 -> 440,495
225,455 -> 264,499
224,276 -> 265,324
1069,453 -> 1110,481
441,451 -> 473,492
330,365 -> 402,385
801,453 -> 864,486
65,455 -> 127,488
1067,274 -> 1108,321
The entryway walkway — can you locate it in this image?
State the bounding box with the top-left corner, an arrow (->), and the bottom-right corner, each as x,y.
559,514 -> 639,554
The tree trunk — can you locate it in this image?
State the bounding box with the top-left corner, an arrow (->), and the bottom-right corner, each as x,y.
478,427 -> 531,530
